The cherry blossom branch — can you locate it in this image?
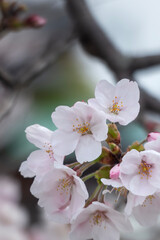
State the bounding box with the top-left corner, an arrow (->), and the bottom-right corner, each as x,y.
0,33 -> 74,90
82,172 -> 95,182
85,184 -> 103,208
66,0 -> 160,114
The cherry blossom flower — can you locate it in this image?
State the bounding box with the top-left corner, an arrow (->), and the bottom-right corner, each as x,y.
31,164 -> 88,224
145,134 -> 160,153
125,192 -> 160,227
101,171 -> 127,202
19,124 -> 64,179
120,149 -> 160,196
147,132 -> 160,142
51,102 -> 108,163
101,164 -> 123,189
70,201 -> 132,240
88,79 -> 140,125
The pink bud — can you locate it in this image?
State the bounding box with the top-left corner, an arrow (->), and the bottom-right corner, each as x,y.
147,132 -> 160,142
25,15 -> 47,28
110,164 -> 120,180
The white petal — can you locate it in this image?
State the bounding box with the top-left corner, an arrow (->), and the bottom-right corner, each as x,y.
75,135 -> 102,163
51,105 -> 77,131
52,130 -> 80,156
25,124 -> 53,149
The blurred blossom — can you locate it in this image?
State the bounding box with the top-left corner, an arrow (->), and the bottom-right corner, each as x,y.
0,177 -> 29,240
0,176 -> 21,202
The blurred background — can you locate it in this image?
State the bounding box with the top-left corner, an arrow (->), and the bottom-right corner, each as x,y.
0,0 -> 160,239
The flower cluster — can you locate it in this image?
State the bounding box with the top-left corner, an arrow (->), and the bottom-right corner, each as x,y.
19,79 -> 160,240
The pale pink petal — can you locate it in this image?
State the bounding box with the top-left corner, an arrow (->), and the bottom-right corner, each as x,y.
75,135 -> 102,163
105,113 -> 125,124
133,194 -> 160,226
53,153 -> 64,164
124,193 -> 145,216
120,149 -> 141,175
117,103 -> 140,125
101,178 -> 123,188
25,124 -> 53,149
70,218 -> 92,240
73,102 -> 92,120
19,161 -> 35,178
147,132 -> 160,142
52,130 -> 80,156
145,137 -> 160,152
115,79 -> 140,104
95,80 -> 115,106
92,221 -> 119,240
129,175 -> 157,196
51,105 -> 77,131
73,175 -> 89,199
69,184 -> 87,218
47,207 -> 71,224
90,111 -> 108,141
148,164 -> 160,188
110,164 -> 120,180
20,150 -> 54,178
107,207 -> 133,232
88,98 -> 106,112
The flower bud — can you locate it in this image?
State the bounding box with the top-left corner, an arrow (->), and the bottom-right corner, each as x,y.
106,123 -> 120,145
147,132 -> 160,142
24,15 -> 47,28
110,164 -> 120,180
100,147 -> 118,165
108,143 -> 121,155
127,141 -> 144,152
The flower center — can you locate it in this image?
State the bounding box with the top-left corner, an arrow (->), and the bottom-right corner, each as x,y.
43,143 -> 54,159
90,212 -> 106,229
73,118 -> 91,135
138,160 -> 152,179
57,177 -> 73,196
142,195 -> 155,207
114,187 -> 128,202
109,96 -> 123,115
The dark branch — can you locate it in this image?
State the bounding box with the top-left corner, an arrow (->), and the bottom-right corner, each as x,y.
0,32 -> 74,90
67,0 -> 160,74
130,55 -> 160,72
